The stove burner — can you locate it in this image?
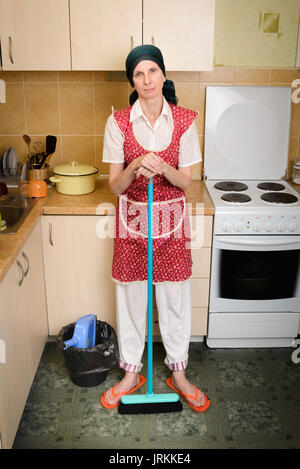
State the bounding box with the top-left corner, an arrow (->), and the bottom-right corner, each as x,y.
214,181 -> 248,192
261,192 -> 298,204
221,193 -> 251,203
257,182 -> 285,191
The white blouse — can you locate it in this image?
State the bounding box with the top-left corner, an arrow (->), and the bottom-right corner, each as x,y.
102,97 -> 202,168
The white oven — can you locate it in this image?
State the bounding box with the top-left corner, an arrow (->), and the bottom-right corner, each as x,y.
204,85 -> 300,348
207,234 -> 300,347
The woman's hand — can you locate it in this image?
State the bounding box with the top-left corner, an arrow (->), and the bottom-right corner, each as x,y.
134,152 -> 167,179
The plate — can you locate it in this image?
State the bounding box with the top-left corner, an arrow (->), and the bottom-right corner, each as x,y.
8,147 -> 18,176
2,147 -> 11,176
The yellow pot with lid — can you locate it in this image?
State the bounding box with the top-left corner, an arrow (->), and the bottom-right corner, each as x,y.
50,161 -> 99,195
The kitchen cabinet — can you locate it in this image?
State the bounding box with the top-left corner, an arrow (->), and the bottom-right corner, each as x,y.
143,0 -> 215,71
70,0 -> 142,70
0,220 -> 48,449
0,0 -> 71,70
41,215 -> 116,335
70,0 -> 215,71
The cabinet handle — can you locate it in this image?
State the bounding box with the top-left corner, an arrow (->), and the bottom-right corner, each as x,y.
130,36 -> 134,50
16,260 -> 24,287
21,251 -> 29,277
151,36 -> 155,46
49,222 -> 54,246
8,36 -> 14,64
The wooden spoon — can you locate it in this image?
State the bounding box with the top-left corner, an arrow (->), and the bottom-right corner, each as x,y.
23,134 -> 32,157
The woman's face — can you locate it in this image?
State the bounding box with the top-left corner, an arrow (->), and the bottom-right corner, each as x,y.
132,60 -> 166,101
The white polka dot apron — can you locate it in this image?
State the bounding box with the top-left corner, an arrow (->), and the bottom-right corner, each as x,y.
112,104 -> 197,284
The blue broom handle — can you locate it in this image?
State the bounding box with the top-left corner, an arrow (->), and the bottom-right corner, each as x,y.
147,178 -> 153,395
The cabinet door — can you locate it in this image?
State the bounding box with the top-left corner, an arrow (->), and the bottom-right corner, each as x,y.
143,0 -> 215,71
70,0 -> 142,70
0,259 -> 31,448
0,0 -> 70,70
42,215 -> 116,335
22,221 -> 48,381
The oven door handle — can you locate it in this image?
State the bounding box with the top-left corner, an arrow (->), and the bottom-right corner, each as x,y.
215,236 -> 300,246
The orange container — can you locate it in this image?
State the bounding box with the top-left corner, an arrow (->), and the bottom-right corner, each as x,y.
29,179 -> 47,198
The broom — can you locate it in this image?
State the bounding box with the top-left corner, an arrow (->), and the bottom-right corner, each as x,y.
118,178 -> 183,415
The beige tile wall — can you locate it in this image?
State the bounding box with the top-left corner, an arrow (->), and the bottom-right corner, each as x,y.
0,68 -> 300,178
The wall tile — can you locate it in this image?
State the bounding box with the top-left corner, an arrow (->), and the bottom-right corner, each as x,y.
96,135 -> 109,175
94,82 -> 129,135
233,69 -> 270,84
59,83 -> 94,135
0,84 -> 26,134
290,100 -> 300,136
93,71 -> 127,82
270,69 -> 300,84
0,136 -> 29,164
199,68 -> 234,83
23,71 -> 58,83
175,83 -> 202,132
61,136 -> 96,167
24,84 -> 60,135
59,71 -> 93,82
167,72 -> 200,83
0,71 -> 22,82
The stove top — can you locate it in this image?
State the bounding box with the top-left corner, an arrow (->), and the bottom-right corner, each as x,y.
205,180 -> 300,210
205,180 -> 300,235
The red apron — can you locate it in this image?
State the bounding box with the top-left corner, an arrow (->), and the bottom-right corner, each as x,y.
112,103 -> 197,283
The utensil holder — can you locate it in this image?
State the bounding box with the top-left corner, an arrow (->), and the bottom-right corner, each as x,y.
27,166 -> 50,180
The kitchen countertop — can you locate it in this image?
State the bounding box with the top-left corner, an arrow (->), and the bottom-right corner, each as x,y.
0,178 -> 213,284
0,192 -> 53,284
43,178 -> 215,215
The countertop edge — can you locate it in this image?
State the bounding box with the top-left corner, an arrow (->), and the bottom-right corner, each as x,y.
0,192 -> 55,285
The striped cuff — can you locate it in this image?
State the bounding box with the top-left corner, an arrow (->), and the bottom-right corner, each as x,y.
165,359 -> 188,371
119,360 -> 143,373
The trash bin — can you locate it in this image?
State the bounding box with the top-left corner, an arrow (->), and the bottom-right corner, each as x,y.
56,319 -> 119,387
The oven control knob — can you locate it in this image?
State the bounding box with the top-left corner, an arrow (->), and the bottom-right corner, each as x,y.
277,222 -> 285,232
222,222 -> 231,232
265,222 -> 273,232
235,223 -> 243,232
288,222 -> 297,232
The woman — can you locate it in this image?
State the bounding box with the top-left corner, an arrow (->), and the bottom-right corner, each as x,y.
101,45 -> 210,413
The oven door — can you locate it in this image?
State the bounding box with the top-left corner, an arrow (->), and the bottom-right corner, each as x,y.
209,235 -> 300,313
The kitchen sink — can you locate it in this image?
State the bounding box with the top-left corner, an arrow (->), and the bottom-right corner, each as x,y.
0,195 -> 38,234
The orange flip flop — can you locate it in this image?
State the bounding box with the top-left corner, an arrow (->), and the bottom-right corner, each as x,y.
100,374 -> 146,409
166,376 -> 210,413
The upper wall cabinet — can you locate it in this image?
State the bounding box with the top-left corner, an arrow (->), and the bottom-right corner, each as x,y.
143,0 -> 215,71
70,0 -> 215,71
70,0 -> 142,70
0,0 -> 71,70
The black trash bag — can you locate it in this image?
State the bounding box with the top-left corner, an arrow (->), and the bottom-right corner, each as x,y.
56,319 -> 119,387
